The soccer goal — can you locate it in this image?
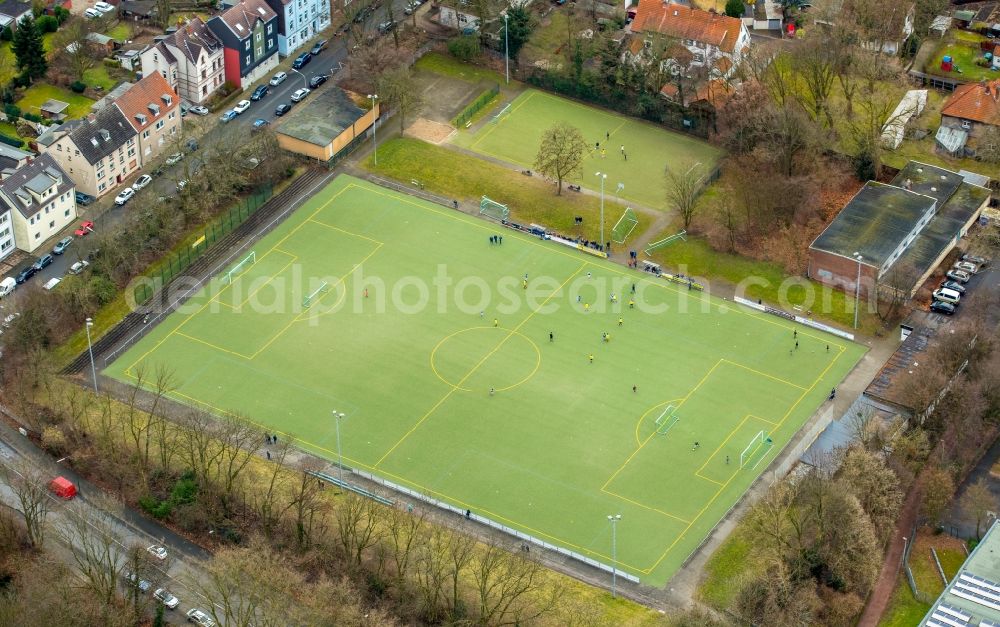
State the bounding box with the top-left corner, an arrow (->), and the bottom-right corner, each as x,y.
302,281 -> 329,309
611,207 -> 639,244
654,405 -> 680,435
739,430 -> 774,469
222,251 -> 256,284
643,231 -> 687,256
480,196 -> 509,221
491,103 -> 512,124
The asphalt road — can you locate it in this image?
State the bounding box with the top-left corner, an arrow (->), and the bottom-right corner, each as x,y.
4,0 -> 418,291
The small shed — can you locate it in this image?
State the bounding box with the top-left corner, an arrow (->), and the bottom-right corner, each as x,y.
39,99 -> 69,122
49,476 -> 76,499
954,10 -> 976,28
87,32 -> 119,54
929,15 -> 951,38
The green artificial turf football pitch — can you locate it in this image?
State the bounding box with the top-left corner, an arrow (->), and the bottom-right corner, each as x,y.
107,174 -> 865,586
451,89 -> 723,209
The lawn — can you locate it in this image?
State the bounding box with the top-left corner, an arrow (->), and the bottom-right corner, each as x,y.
414,51 -> 505,84
451,89 -> 722,210
925,31 -> 999,83
698,527 -> 759,610
367,137 -> 651,246
105,23 -> 134,41
83,65 -> 121,91
16,83 -> 96,120
645,235 -> 877,332
106,174 -> 864,587
878,530 -> 966,627
880,575 -> 932,627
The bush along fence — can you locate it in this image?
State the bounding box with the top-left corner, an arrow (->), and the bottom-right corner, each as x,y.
453,83 -> 501,128
132,184 -> 274,304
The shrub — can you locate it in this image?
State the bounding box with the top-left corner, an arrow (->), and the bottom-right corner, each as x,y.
23,112 -> 41,123
35,15 -> 57,34
0,27 -> 11,42
447,35 -> 480,62
11,72 -> 30,88
53,6 -> 69,24
3,103 -> 19,119
725,0 -> 745,18
102,57 -> 118,67
69,80 -> 85,93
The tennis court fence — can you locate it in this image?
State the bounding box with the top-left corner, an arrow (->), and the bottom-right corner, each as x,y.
352,468 -> 641,584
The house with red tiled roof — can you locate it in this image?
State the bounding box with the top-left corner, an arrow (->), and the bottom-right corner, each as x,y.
208,0 -> 279,91
115,73 -> 181,163
140,17 -> 225,104
626,0 -> 750,80
936,79 -> 1000,156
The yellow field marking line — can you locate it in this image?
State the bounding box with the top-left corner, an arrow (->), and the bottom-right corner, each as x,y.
429,327 -> 542,392
307,218 -> 386,245
748,413 -> 779,427
601,360 -> 722,491
694,414 -> 773,479
634,399 -> 684,447
252,242 -> 384,355
720,358 -> 808,391
373,262 -> 587,468
600,487 -> 692,524
469,91 -> 538,149
174,331 -> 254,360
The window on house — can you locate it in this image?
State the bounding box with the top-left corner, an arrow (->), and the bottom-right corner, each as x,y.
128,147 -> 136,157
245,55 -> 251,64
267,24 -> 273,34
49,221 -> 54,228
64,209 -> 69,217
98,182 -> 106,192
245,41 -> 251,51
142,130 -> 150,139
97,169 -> 105,179
155,120 -> 164,130
34,232 -> 39,240
268,38 -> 273,48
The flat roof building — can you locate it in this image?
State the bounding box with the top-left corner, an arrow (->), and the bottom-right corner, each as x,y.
274,87 -> 377,164
921,519 -> 1000,626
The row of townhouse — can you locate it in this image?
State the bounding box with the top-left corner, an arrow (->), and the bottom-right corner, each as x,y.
0,71 -> 188,260
140,0 -> 329,104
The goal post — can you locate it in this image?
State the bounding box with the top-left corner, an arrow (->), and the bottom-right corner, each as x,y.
480,195 -> 509,221
491,103 -> 511,124
611,207 -> 639,244
654,405 -> 679,435
643,231 -> 686,256
222,251 -> 256,284
739,430 -> 773,468
302,281 -> 329,309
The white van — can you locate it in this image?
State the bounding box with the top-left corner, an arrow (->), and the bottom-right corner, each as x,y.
932,287 -> 961,305
0,277 -> 14,298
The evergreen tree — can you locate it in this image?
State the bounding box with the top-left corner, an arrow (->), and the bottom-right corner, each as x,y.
725,0 -> 745,18
11,15 -> 46,80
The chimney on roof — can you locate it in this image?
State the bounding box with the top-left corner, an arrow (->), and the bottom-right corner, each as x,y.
87,113 -> 96,124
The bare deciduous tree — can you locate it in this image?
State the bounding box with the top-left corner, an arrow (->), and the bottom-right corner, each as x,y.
534,122 -> 587,195
59,494 -> 128,606
960,478 -> 998,540
664,162 -> 707,230
2,459 -> 51,547
471,540 -> 562,625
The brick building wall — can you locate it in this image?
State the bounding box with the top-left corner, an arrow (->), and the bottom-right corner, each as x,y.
807,249 -> 878,299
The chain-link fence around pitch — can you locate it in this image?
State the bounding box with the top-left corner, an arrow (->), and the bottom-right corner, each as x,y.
453,84 -> 501,128
132,184 -> 273,305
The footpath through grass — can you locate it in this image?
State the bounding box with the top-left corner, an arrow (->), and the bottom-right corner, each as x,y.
367,137 -> 650,246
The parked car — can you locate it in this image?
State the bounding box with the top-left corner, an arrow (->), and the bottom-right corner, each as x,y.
932,287 -> 961,305
84,7 -> 102,18
154,588 -> 180,610
290,88 -> 310,102
0,279 -> 14,298
310,39 -> 328,55
94,2 -> 116,13
292,52 -> 311,69
378,19 -> 396,33
52,236 -> 73,255
219,110 -> 238,123
74,220 -> 94,237
146,545 -> 168,561
186,608 -> 216,626
353,5 -> 374,22
166,152 -> 184,165
250,85 -> 269,101
946,269 -> 971,283
189,104 -> 209,115
176,179 -> 189,192
124,571 -> 152,593
33,254 -> 53,271
233,99 -> 251,114
132,174 -> 153,191
404,0 -> 420,14
114,187 -> 136,205
68,260 -> 90,275
962,253 -> 989,267
953,261 -> 978,274
252,118 -> 269,130
269,71 -> 287,86
930,301 -> 956,316
274,103 -> 292,116
940,280 -> 966,293
75,191 -> 95,206
14,266 -> 36,284
308,74 -> 327,89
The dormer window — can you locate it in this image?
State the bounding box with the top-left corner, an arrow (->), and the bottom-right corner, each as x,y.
99,129 -> 111,142
161,94 -> 172,106
135,113 -> 147,125
90,137 -> 99,147
148,103 -> 160,115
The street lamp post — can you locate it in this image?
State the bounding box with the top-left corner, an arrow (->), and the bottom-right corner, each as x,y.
85,317 -> 98,393
333,410 -> 346,486
596,172 -> 607,250
853,252 -> 863,329
608,514 -> 621,598
503,13 -> 510,85
368,94 -> 379,166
